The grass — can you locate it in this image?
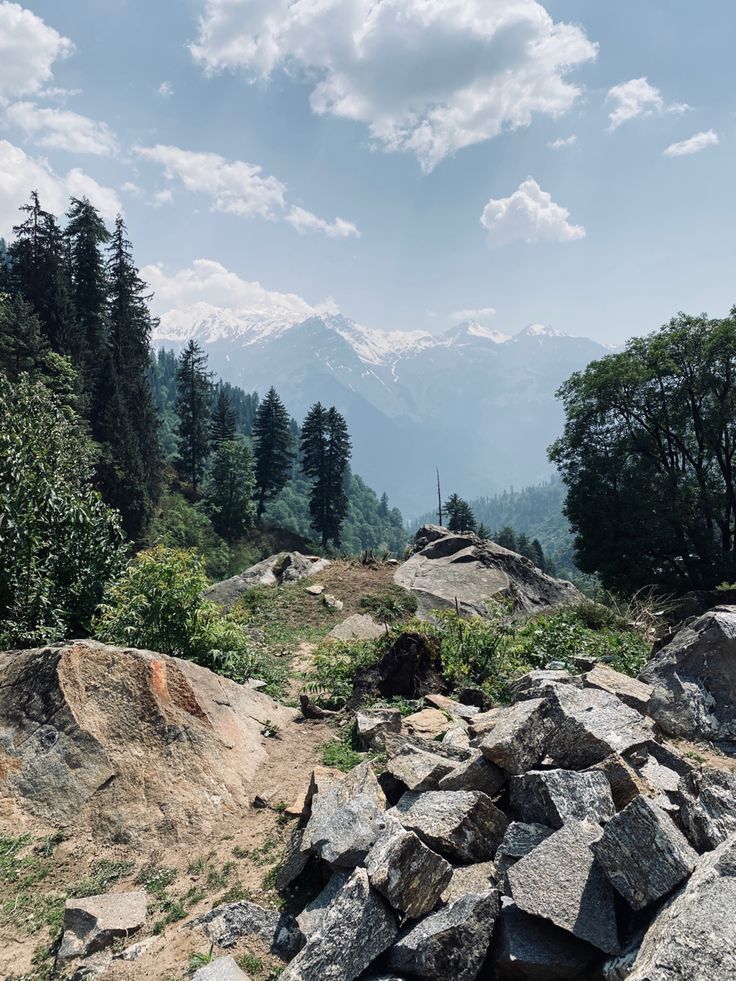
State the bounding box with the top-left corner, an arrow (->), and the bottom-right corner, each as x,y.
320,739 -> 365,771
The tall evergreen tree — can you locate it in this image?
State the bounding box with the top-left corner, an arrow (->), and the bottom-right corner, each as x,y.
210,387 -> 237,445
0,294 -> 47,379
495,526 -> 517,551
300,403 -> 352,548
253,386 -> 293,519
175,340 -> 212,494
531,538 -> 546,572
206,438 -> 256,541
378,492 -> 390,518
445,493 -> 477,533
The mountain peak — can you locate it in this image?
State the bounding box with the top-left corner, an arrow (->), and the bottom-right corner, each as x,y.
513,323 -> 569,341
445,321 -> 511,345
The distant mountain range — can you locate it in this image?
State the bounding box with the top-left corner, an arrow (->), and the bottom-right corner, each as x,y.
153,305 -> 613,516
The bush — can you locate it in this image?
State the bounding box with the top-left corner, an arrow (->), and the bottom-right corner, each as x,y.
359,586 -> 417,624
149,491 -> 231,580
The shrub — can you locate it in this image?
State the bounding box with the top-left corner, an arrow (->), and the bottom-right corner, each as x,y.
359,586 -> 417,624
308,637 -> 386,707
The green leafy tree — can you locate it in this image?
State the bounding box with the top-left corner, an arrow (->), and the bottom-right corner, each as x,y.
301,403 -> 352,548
175,340 -> 212,494
206,438 -> 256,541
445,493 -> 477,533
210,387 -> 237,445
253,386 -> 293,519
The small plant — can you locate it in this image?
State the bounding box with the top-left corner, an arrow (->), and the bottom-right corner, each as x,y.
321,738 -> 364,772
232,845 -> 250,859
359,586 -> 417,625
189,951 -> 214,973
260,718 -> 280,738
135,863 -> 177,897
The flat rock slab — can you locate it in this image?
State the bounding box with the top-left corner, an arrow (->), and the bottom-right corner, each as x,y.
508,670 -> 581,702
389,790 -> 508,864
510,768 -> 615,828
356,709 -> 402,750
388,890 -> 500,981
330,614 -> 385,641
204,552 -> 330,608
403,708 -> 453,740
494,822 -> 554,875
507,820 -> 619,954
59,891 -> 147,960
190,900 -> 302,955
493,898 -> 599,980
366,825 -> 453,918
680,766 -> 736,852
584,664 -> 652,713
591,796 -> 698,911
478,698 -> 554,774
425,693 -> 479,719
386,742 -> 458,792
193,957 -> 252,981
438,753 -> 506,797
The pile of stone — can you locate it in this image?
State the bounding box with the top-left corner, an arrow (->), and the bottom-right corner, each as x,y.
194,654 -> 736,980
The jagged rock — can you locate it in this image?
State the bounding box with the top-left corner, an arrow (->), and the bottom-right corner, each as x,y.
547,686 -> 655,769
350,632 -> 445,707
510,769 -> 615,828
679,767 -> 736,851
190,900 -> 302,954
395,527 -> 582,619
277,825 -> 310,891
639,606 -> 736,741
438,753 -> 506,797
356,709 -> 402,750
493,898 -> 599,980
507,820 -> 619,954
281,868 -> 397,981
584,664 -> 652,713
193,956 -> 252,980
508,670 -> 580,702
366,825 -> 453,917
589,754 -> 653,810
494,822 -> 554,875
296,871 -> 351,937
388,790 -> 508,863
477,698 -> 554,774
425,693 -> 479,719
442,725 -> 471,749
455,687 -> 493,711
388,889 -> 500,981
468,705 -> 507,739
591,796 -> 698,911
323,593 -> 344,611
385,742 -> 459,792
0,642 -> 296,837
385,732 -> 473,763
330,614 -> 385,641
441,861 -> 496,904
306,583 -> 325,595
302,762 -> 388,868
627,836 -> 736,981
204,552 -> 330,608
58,891 -> 147,960
404,708 -> 453,740
635,754 -> 682,813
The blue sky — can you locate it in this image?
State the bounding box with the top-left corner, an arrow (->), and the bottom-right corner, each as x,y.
0,0 -> 733,344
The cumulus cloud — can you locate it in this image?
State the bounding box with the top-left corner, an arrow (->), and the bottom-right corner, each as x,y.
158,81 -> 174,97
0,2 -> 73,102
664,129 -> 719,157
449,306 -> 497,322
606,77 -> 688,131
548,134 -> 577,149
2,101 -> 119,155
0,139 -> 121,234
480,176 -> 584,246
135,143 -> 359,237
190,0 -> 597,173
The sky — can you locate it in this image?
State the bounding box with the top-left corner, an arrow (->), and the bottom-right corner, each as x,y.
0,0 -> 734,345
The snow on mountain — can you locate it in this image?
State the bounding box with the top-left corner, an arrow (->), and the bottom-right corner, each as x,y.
512,323 -> 569,341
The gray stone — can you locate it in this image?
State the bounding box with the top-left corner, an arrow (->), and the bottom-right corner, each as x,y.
356,709 -> 402,750
193,957 -> 252,981
389,790 -> 508,864
59,891 -> 147,961
508,670 -> 581,702
424,693 -> 480,719
296,871 -> 351,937
477,698 -> 554,774
440,861 -> 496,904
438,753 -> 506,797
494,821 -> 554,875
281,867 -> 397,981
591,796 -> 698,911
190,900 -> 302,955
388,889 -> 500,981
584,663 -> 652,713
386,742 -> 459,792
204,552 -> 330,608
386,732 -> 472,763
330,614 -> 384,641
627,836 -> 736,981
589,754 -> 653,810
442,724 -> 471,749
507,820 -> 619,954
493,898 -> 598,980
324,593 -> 344,611
680,767 -> 736,852
510,768 -> 615,829
277,824 -> 310,891
639,606 -> 736,740
366,825 -> 453,918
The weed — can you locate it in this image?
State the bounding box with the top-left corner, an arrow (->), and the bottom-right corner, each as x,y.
71,859 -> 134,898
218,881 -> 252,904
261,718 -> 280,738
683,750 -> 707,765
188,951 -> 214,972
359,586 -> 417,625
320,739 -> 364,771
237,953 -> 263,974
232,845 -> 250,859
135,863 -> 177,897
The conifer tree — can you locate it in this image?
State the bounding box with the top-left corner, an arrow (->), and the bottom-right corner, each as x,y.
210,387 -> 237,445
531,538 -> 546,572
300,403 -> 352,548
516,532 -> 533,561
0,294 -> 47,378
378,492 -> 389,518
207,438 -> 256,541
253,386 -> 293,519
445,493 -> 477,533
175,340 -> 212,494
495,526 -> 517,551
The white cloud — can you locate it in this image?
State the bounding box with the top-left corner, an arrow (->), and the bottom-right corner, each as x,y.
0,2 -> 73,102
0,139 -> 121,234
664,129 -> 719,158
190,0 -> 597,173
121,181 -> 143,196
449,306 -> 497,322
548,134 -> 577,149
151,188 -> 174,207
135,143 -> 359,236
2,101 -> 119,155
480,176 -> 585,246
606,77 -> 688,131
158,81 -> 174,97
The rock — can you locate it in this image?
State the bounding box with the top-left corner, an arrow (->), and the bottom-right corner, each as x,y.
395,527 -> 582,619
0,642 -> 296,837
635,754 -> 682,813
356,709 -> 402,750
303,762 -> 389,868
441,725 -> 471,749
404,708 -> 453,740
58,891 -> 147,961
547,686 -> 655,769
323,593 -> 344,611
385,742 -> 459,792
277,825 -> 310,891
349,632 -> 445,707
192,956 -> 252,980
440,861 -> 496,904
508,670 -> 580,702
455,687 -> 493,711
584,664 -> 652,713
507,820 -> 619,954
388,890 -> 500,981
589,754 -> 653,810
510,769 -> 615,829
627,836 -> 736,981
477,698 -> 554,774
204,552 -> 330,608
424,693 -> 480,719
385,733 -> 473,764
281,867 -> 397,981
591,796 -> 698,911
366,825 -> 453,917
388,790 -> 508,863
493,898 -> 599,980
639,606 -> 736,740
306,584 -> 325,595
330,614 -> 385,641
437,753 -> 506,797
679,767 -> 736,851
494,821 -> 554,875
296,871 -> 351,937
190,900 -> 302,955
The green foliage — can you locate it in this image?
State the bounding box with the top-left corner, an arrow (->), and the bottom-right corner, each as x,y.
149,491 -> 232,580
444,493 -> 477,533
309,637 -> 385,706
321,738 -> 365,771
210,387 -> 237,445
175,339 -> 213,493
301,403 -> 352,548
206,438 -> 257,541
359,586 -> 417,624
254,386 -> 294,519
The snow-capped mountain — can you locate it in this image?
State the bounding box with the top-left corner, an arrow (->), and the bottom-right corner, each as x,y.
153,308 -> 609,514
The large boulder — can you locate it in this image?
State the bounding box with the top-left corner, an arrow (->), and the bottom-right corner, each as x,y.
639,607 -> 736,741
204,552 -> 330,609
0,642 -> 296,838
510,769 -> 615,829
477,698 -> 555,774
190,900 -> 303,955
350,633 -> 446,707
394,527 -> 582,619
58,891 -> 147,961
366,824 -> 453,918
388,790 -> 507,864
493,898 -> 599,980
678,767 -> 736,852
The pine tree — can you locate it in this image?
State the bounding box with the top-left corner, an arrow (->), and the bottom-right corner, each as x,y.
531,538 -> 546,572
206,438 -> 256,541
210,387 -> 237,445
516,532 -> 534,561
0,294 -> 47,378
253,386 -> 293,519
477,522 -> 490,541
300,403 -> 352,548
378,492 -> 389,518
495,526 -> 517,551
175,340 -> 212,494
445,494 -> 477,533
